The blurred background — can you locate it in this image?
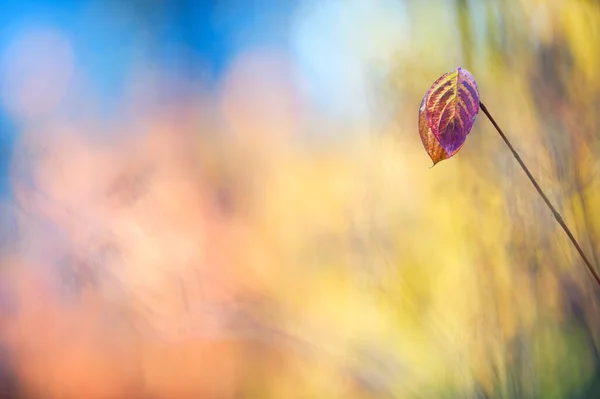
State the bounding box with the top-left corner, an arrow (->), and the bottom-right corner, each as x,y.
0,0 -> 600,398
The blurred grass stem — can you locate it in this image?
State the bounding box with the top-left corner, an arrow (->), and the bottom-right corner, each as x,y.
479,101 -> 600,289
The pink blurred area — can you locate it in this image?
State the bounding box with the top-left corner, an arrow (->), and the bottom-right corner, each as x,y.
0,21 -> 312,398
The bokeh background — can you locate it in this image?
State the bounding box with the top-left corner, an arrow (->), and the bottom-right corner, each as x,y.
1,0 -> 600,398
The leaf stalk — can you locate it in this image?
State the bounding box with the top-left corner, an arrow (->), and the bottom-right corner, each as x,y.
479,101 -> 600,289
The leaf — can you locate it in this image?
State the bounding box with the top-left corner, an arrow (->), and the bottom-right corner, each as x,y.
418,67 -> 480,166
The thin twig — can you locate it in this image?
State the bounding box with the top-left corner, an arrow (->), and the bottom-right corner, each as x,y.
479,101 -> 600,289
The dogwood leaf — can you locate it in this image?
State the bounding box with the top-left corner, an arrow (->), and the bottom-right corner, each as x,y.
418,67 -> 479,165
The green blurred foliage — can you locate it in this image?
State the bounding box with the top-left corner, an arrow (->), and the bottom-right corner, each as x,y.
381,1 -> 600,397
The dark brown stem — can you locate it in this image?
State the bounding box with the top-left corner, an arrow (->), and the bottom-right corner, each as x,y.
479,101 -> 600,289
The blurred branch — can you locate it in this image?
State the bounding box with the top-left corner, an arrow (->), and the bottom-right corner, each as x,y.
456,0 -> 473,68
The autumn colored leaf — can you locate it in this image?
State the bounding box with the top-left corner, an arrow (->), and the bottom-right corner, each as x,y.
418,67 -> 480,165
